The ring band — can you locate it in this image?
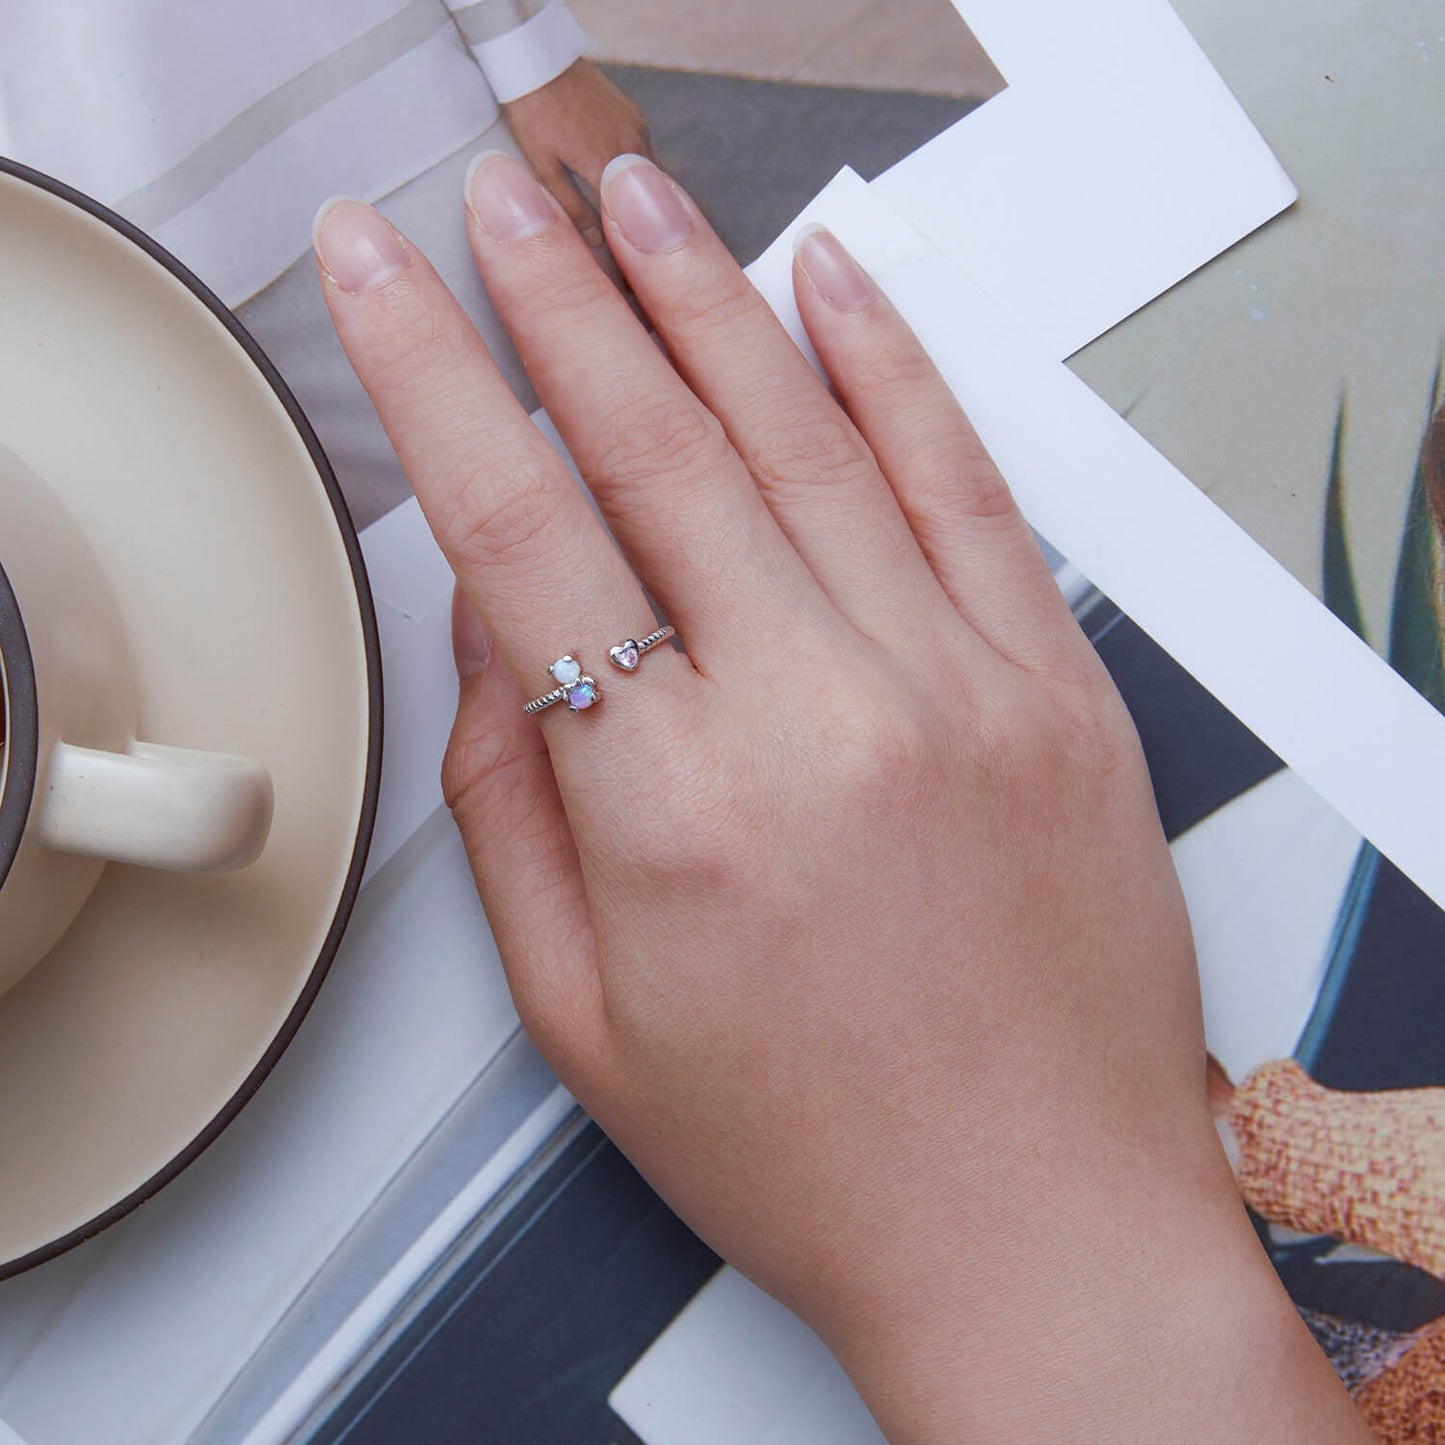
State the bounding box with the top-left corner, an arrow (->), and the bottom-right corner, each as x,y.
608,626 -> 676,672
524,654 -> 601,716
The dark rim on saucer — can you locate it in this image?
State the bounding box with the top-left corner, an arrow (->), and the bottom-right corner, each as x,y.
0,560 -> 40,897
0,155 -> 384,1280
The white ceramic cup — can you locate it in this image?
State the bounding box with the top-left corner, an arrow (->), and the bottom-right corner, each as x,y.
0,442 -> 273,997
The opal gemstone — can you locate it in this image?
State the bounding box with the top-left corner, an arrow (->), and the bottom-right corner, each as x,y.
567,681 -> 599,711
551,656 -> 582,686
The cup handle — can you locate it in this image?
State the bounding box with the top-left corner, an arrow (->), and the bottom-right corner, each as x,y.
36,740 -> 274,872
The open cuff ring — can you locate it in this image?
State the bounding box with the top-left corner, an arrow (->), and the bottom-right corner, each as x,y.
522,627 -> 676,717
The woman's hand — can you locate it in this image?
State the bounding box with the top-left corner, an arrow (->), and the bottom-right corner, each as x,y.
313,156 -> 1369,1441
503,59 -> 651,250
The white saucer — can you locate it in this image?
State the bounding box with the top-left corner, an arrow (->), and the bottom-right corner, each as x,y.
0,160 -> 381,1274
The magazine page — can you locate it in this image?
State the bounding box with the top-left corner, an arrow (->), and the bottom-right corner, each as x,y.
1073,0 -> 1445,746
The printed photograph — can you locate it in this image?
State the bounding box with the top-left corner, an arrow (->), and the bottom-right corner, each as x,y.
568,0 -> 1006,262
230,0 -> 1008,528
1068,576 -> 1445,1436
1072,0 -> 1445,729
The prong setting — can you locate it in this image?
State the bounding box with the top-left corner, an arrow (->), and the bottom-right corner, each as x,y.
525,627 -> 675,716
549,655 -> 582,686
566,676 -> 600,711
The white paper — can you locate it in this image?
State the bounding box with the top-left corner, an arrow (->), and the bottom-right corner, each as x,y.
611,1268 -> 883,1445
875,0 -> 1297,359
363,596 -> 456,883
359,499 -> 462,884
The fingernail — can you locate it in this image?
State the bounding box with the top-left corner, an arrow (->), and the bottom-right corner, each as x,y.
312,197 -> 408,294
451,587 -> 492,679
465,151 -> 556,241
601,154 -> 692,254
794,224 -> 875,312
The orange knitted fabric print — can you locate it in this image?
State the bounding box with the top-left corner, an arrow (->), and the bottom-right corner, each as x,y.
1229,1060 -> 1445,1278
1353,1316 -> 1445,1443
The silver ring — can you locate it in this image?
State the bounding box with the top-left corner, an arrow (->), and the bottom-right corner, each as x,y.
608,626 -> 676,673
524,655 -> 601,716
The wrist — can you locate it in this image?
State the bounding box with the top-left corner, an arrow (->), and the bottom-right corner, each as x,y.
812,1151 -> 1368,1442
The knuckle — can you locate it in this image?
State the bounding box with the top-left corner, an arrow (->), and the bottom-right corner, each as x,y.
998,675 -> 1137,790
606,742 -> 748,889
947,694 -> 1013,797
439,461 -> 566,568
529,264 -> 615,326
751,411 -> 875,496
1055,678 -> 1137,777
612,800 -> 737,896
592,393 -> 733,489
911,453 -> 1018,523
824,699 -> 937,807
662,272 -> 760,335
363,296 -> 477,406
856,335 -> 938,396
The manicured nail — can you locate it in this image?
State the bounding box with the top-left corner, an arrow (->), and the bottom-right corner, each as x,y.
312,197 -> 408,294
601,154 -> 692,254
465,151 -> 556,241
451,588 -> 492,680
794,224 -> 875,312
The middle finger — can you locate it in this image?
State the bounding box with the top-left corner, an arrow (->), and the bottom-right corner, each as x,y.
463,152 -> 829,663
599,156 -> 946,643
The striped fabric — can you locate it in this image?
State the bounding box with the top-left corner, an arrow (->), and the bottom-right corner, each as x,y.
0,0 -> 584,303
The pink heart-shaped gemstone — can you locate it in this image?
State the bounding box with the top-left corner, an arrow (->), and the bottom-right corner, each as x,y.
610,641 -> 640,671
